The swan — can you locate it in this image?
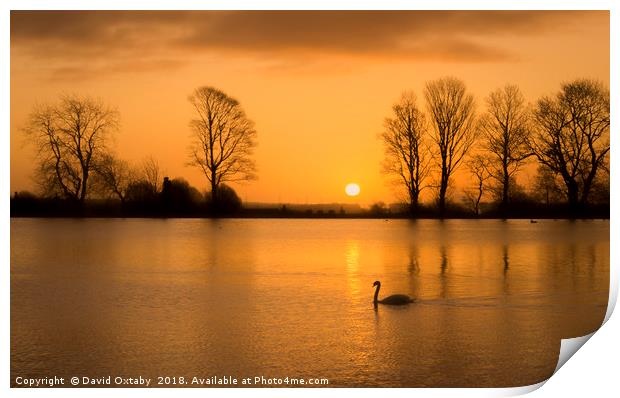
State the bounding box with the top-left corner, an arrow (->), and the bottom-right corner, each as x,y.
372,280 -> 414,305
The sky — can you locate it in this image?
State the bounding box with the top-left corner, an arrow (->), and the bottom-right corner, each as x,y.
10,10 -> 610,205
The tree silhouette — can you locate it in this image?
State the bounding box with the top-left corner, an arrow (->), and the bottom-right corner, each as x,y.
205,183 -> 242,214
125,180 -> 158,204
533,165 -> 563,206
24,95 -> 119,202
479,85 -> 531,208
424,77 -> 477,215
140,156 -> 163,193
380,91 -> 430,212
463,155 -> 491,215
161,177 -> 203,215
529,79 -> 609,211
94,153 -> 135,203
188,86 -> 257,207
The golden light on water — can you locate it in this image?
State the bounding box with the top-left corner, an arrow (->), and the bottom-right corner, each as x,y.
345,183 -> 361,197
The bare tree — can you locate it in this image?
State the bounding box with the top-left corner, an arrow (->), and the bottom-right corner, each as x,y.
529,79 -> 609,210
188,86 -> 257,204
24,95 -> 119,202
424,77 -> 477,214
463,155 -> 491,215
140,156 -> 163,193
380,91 -> 431,212
533,165 -> 563,206
479,85 -> 531,208
588,164 -> 610,205
94,153 -> 135,203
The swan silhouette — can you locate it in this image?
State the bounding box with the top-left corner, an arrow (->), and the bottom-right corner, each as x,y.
373,280 -> 414,305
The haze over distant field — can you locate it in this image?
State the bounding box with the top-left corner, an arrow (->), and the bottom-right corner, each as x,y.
10,11 -> 609,204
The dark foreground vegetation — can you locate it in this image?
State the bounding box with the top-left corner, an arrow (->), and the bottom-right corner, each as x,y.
11,184 -> 609,219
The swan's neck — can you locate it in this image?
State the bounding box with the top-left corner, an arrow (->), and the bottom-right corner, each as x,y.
373,284 -> 380,303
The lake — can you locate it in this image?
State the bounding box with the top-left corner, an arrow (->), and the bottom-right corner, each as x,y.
10,218 -> 609,387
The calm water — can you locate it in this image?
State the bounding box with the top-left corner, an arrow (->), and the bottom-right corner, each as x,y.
11,218 -> 609,387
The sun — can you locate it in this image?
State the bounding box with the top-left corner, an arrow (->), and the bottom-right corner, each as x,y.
345,183 -> 361,197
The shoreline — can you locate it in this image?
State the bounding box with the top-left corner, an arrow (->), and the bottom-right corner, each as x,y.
9,214 -> 610,220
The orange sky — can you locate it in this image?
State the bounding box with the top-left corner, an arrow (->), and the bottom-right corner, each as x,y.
10,11 -> 610,205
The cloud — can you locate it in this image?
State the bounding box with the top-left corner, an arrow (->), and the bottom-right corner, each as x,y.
10,10 -> 608,79
41,59 -> 185,82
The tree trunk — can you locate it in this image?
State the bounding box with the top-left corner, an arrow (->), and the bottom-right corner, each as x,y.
210,169 -> 218,209
436,155 -> 449,215
408,166 -> 418,215
79,171 -> 89,203
566,179 -> 579,215
409,190 -> 419,215
476,181 -> 483,216
502,163 -> 509,209
438,179 -> 447,216
580,162 -> 599,205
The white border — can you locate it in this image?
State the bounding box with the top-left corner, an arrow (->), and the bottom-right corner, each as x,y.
3,1 -> 617,397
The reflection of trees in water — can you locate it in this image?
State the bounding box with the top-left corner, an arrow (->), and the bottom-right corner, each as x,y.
406,245 -> 422,299
567,243 -> 578,291
569,243 -> 577,271
502,244 -> 511,296
587,245 -> 598,281
200,220 -> 262,375
567,243 -> 600,290
440,245 -> 448,275
405,243 -> 450,299
408,246 -> 420,275
584,244 -> 604,296
405,221 -> 421,272
439,245 -> 449,298
503,245 -> 509,274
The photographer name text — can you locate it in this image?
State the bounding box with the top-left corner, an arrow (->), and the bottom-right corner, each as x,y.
14,375 -> 329,387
